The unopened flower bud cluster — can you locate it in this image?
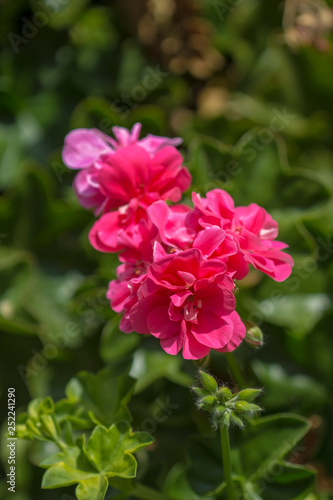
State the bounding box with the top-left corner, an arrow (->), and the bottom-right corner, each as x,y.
193,371 -> 262,428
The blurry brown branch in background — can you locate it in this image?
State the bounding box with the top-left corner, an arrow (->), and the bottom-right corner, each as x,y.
283,0 -> 333,51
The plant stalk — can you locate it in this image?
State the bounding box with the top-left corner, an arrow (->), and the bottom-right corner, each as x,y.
220,423 -> 236,500
224,352 -> 245,388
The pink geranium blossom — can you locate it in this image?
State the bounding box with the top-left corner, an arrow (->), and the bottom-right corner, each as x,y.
88,147 -> 191,255
62,123 -> 184,213
107,267 -> 147,333
98,145 -> 191,210
147,201 -> 194,251
129,249 -> 246,359
190,189 -> 294,282
63,122 -> 294,360
89,199 -> 157,259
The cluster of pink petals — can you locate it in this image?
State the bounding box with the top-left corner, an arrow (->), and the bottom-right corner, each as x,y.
63,124 -> 294,360
62,123 -> 184,214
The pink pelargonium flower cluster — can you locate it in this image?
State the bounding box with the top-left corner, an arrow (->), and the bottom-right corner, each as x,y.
62,124 -> 294,360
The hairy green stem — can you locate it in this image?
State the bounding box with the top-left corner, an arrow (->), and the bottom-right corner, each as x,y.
220,423 -> 236,500
224,352 -> 245,388
133,483 -> 173,500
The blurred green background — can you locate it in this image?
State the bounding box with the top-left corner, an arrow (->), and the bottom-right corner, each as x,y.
0,0 -> 333,498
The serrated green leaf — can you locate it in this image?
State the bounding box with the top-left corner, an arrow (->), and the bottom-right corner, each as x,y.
75,475 -> 109,500
41,448 -> 96,489
42,463 -> 97,489
39,451 -> 64,468
84,422 -> 153,476
41,422 -> 153,500
64,366 -> 136,426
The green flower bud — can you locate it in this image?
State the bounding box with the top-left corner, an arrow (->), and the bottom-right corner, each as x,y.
247,404 -> 262,413
214,404 -> 226,416
230,412 -> 244,428
217,386 -> 232,401
26,419 -> 43,438
244,321 -> 264,348
199,371 -> 218,393
198,395 -> 216,410
234,401 -> 262,413
40,414 -> 59,440
237,389 -> 262,402
222,412 -> 230,427
192,387 -> 209,399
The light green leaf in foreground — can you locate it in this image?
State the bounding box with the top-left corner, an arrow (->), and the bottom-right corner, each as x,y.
41,421 -> 153,500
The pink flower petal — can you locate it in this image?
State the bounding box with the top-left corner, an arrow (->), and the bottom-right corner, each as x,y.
182,329 -> 211,360
193,226 -> 226,257
217,311 -> 246,352
62,128 -> 112,169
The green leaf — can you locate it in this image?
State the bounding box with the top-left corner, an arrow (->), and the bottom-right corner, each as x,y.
84,422 -> 153,476
99,318 -> 140,363
253,293 -> 330,337
186,414 -> 311,495
65,365 -> 136,426
234,414 -> 311,481
41,422 -> 153,500
54,399 -> 92,430
130,349 -> 193,393
41,447 -> 97,488
164,464 -> 214,500
260,462 -> 316,500
252,361 -> 327,412
240,462 -> 316,500
75,475 -> 109,500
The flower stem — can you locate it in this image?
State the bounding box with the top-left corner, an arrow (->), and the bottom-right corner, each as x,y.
224,352 -> 245,388
220,423 -> 236,500
133,483 -> 173,500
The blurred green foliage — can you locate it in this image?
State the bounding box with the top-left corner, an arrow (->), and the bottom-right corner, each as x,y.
0,0 -> 333,498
